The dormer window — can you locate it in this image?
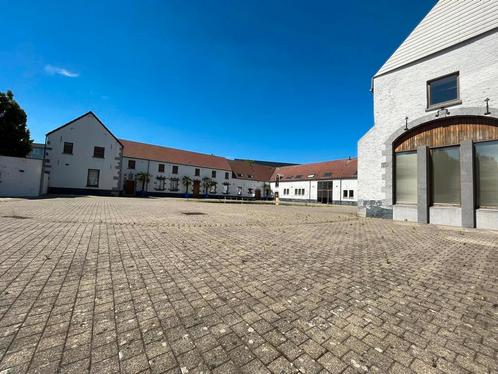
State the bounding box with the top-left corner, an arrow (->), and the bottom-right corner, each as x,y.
427,72 -> 460,109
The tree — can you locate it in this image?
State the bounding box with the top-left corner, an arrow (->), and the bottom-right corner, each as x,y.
202,177 -> 211,195
182,176 -> 192,194
136,172 -> 150,194
0,91 -> 32,157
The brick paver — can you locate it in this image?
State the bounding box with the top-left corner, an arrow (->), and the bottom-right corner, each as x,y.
0,196 -> 497,373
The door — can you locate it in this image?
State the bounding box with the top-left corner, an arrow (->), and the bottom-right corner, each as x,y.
255,189 -> 261,199
124,180 -> 135,195
193,180 -> 200,197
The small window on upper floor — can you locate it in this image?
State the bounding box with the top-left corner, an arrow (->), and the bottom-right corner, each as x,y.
225,172 -> 229,180
172,165 -> 179,174
211,170 -> 216,178
93,146 -> 105,158
158,164 -> 165,173
195,168 -> 200,176
427,72 -> 460,109
63,142 -> 73,154
128,160 -> 136,169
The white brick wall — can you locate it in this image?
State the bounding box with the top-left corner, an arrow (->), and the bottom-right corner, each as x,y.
358,30 -> 498,209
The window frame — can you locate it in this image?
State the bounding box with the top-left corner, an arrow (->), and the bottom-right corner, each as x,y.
430,145 -> 461,206
87,169 -> 100,187
225,172 -> 229,180
172,165 -> 179,174
93,146 -> 105,159
63,142 -> 73,155
128,160 -> 136,169
475,140 -> 498,208
195,168 -> 200,177
211,170 -> 216,178
158,164 -> 165,173
426,72 -> 461,111
394,151 -> 418,205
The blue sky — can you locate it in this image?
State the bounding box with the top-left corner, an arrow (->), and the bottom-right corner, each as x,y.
2,0 -> 435,163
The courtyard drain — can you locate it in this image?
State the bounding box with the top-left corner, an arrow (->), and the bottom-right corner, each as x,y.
181,212 -> 207,216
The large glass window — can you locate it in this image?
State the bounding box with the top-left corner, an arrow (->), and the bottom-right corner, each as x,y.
431,146 -> 461,205
475,141 -> 498,207
395,152 -> 417,204
427,73 -> 459,108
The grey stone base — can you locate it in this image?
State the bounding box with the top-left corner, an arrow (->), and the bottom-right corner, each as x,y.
358,200 -> 393,219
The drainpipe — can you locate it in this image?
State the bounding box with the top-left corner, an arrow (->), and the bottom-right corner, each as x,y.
38,136 -> 48,196
339,179 -> 342,205
146,159 -> 150,194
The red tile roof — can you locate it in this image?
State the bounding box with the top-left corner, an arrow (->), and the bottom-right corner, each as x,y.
270,158 -> 357,181
228,160 -> 276,181
120,139 -> 232,171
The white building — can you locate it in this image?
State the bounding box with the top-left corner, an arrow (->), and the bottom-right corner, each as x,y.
120,139 -> 233,198
45,112 -> 123,195
270,159 -> 357,205
358,0 -> 498,229
228,160 -> 274,199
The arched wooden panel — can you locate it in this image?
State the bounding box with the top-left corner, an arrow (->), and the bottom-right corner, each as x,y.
394,116 -> 498,153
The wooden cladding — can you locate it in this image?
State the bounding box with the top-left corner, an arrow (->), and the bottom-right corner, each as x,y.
394,116 -> 498,153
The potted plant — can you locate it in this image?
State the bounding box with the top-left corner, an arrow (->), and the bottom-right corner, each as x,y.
136,172 -> 151,197
182,176 -> 192,197
202,177 -> 212,197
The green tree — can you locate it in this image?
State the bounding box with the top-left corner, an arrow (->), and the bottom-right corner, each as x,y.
182,176 -> 192,194
136,172 -> 150,193
0,91 -> 32,157
202,177 -> 211,194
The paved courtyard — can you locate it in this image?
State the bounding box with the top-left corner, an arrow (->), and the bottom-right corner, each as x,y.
0,197 -> 497,374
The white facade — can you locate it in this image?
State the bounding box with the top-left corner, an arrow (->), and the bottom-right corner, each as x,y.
0,156 -> 44,197
270,179 -> 357,204
45,112 -> 122,194
121,156 -> 232,196
358,0 -> 498,229
230,178 -> 269,198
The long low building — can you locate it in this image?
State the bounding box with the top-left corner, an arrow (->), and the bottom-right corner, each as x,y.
40,111 -> 357,202
269,159 -> 358,205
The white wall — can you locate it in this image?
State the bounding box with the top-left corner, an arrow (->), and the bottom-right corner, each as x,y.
230,178 -> 268,198
270,179 -> 357,203
0,156 -> 43,197
46,113 -> 122,193
121,157 -> 232,196
359,31 -> 498,207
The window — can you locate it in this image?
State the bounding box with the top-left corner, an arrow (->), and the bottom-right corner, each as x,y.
87,169 -> 100,187
158,164 -> 165,173
128,160 -> 136,169
63,142 -> 73,154
275,176 -> 280,187
237,186 -> 242,195
475,141 -> 498,207
195,168 -> 200,176
431,146 -> 461,205
427,73 -> 459,109
169,178 -> 179,191
211,170 -> 216,178
209,183 -> 217,193
93,146 -> 105,158
323,172 -> 332,178
395,152 -> 417,204
225,172 -> 229,180
343,190 -> 348,198
295,175 -> 303,179
223,184 -> 229,194
172,165 -> 179,174
349,190 -> 354,198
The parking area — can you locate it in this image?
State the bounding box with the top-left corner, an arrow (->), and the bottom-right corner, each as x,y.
0,196 -> 497,374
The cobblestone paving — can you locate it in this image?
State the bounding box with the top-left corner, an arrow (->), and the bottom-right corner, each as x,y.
0,196 -> 497,374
